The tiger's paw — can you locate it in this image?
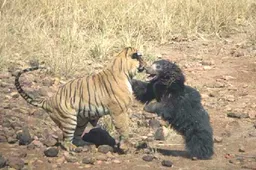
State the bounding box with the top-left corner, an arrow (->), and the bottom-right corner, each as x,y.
117,140 -> 135,154
62,141 -> 77,152
73,138 -> 92,147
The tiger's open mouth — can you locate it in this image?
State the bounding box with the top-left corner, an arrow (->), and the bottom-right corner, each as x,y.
138,66 -> 145,72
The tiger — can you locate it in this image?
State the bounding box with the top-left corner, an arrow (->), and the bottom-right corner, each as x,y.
14,47 -> 147,151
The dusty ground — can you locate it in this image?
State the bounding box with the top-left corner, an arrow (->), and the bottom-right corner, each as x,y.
0,34 -> 256,170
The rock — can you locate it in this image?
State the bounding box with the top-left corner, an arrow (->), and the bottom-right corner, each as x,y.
42,78 -> 54,87
82,157 -> 95,164
96,154 -> 108,161
8,157 -> 25,170
11,92 -> 19,98
38,88 -> 49,96
44,147 -> 59,157
148,119 -> 161,129
7,136 -> 18,144
227,112 -> 249,119
31,140 -> 44,148
0,155 -> 6,168
74,147 -> 83,153
27,143 -> 36,150
29,59 -> 39,67
239,145 -> 245,152
11,122 -> 22,131
106,152 -> 115,159
143,148 -> 151,154
42,135 -> 58,147
161,160 -> 173,167
65,155 -> 77,163
97,145 -> 113,154
143,113 -> 157,119
142,155 -> 154,162
214,136 -> 223,143
4,128 -> 15,136
154,128 -> 165,141
19,127 -> 32,145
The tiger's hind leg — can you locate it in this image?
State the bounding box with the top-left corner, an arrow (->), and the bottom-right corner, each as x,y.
56,114 -> 78,152
62,125 -> 77,152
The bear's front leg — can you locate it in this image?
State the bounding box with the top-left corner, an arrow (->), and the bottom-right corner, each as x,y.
144,101 -> 164,113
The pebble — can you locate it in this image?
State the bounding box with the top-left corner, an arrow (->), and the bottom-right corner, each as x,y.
154,128 -> 165,141
96,154 -> 108,161
143,148 -> 151,154
31,140 -> 44,148
42,135 -> 58,147
74,147 -> 83,153
42,78 -> 54,87
7,136 -> 18,144
106,152 -> 115,159
161,160 -> 173,167
29,59 -> 39,67
142,155 -> 154,162
239,145 -> 245,152
98,145 -> 113,154
227,112 -> 249,119
112,159 -> 121,164
65,155 -> 78,163
44,147 -> 59,157
18,127 -> 32,145
214,136 -> 223,143
11,92 -> 20,98
148,119 -> 161,129
8,157 -> 25,170
82,157 -> 95,164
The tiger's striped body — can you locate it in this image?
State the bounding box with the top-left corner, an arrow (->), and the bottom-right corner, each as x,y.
15,47 -> 146,151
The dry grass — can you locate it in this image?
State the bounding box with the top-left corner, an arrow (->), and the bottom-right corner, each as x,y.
0,0 -> 255,76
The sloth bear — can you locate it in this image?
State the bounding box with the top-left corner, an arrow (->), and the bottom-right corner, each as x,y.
132,59 -> 214,159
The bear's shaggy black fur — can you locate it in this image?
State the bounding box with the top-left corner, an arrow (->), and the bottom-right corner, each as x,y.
132,60 -> 214,159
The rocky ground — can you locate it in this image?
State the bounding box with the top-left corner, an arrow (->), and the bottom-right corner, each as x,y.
0,33 -> 256,170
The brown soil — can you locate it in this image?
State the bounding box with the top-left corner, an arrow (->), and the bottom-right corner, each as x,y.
0,33 -> 255,170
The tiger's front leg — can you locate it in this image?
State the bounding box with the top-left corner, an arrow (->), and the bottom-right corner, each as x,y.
110,112 -> 134,153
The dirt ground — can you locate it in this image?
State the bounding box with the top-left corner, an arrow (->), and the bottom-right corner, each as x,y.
0,33 -> 255,170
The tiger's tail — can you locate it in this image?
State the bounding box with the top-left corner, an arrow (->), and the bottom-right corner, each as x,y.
14,66 -> 47,108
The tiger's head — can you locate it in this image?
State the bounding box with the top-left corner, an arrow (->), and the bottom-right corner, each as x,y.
112,47 -> 147,78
